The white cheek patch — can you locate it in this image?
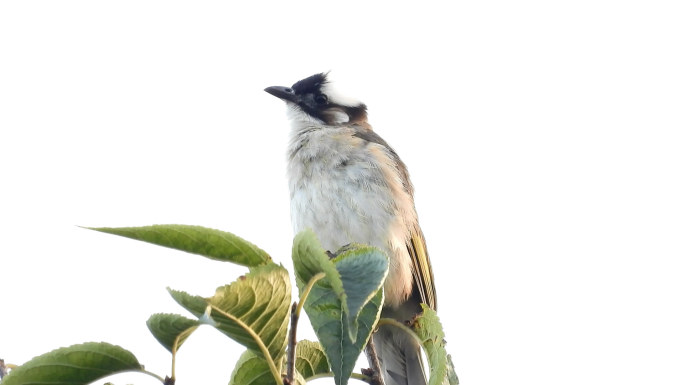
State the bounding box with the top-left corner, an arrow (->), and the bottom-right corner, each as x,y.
323,108 -> 350,124
286,104 -> 324,125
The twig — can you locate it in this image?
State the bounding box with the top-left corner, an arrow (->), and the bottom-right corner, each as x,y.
283,273 -> 325,384
363,335 -> 386,385
284,301 -> 299,385
1,358 -> 8,379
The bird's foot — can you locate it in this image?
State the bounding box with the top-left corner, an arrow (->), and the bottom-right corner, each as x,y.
361,367 -> 383,385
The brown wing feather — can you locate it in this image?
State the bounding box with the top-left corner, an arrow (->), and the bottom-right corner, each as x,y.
351,125 -> 437,310
408,226 -> 437,310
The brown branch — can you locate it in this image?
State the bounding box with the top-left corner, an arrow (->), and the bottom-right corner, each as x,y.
284,301 -> 299,385
363,334 -> 386,385
1,358 -> 8,380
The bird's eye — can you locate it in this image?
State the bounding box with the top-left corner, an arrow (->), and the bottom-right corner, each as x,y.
315,94 -> 328,105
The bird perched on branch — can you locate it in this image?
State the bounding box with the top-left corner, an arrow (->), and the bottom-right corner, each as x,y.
266,72 -> 436,385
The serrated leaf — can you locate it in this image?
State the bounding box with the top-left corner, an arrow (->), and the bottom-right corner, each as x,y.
306,284 -> 383,385
88,224 -> 271,267
228,350 -> 276,385
208,264 -> 291,361
293,232 -> 388,342
292,231 -> 384,385
333,245 -> 388,342
446,354 -> 460,385
228,350 -> 306,385
291,230 -> 342,294
414,305 -> 454,385
0,342 -> 143,385
295,340 -> 330,380
146,313 -> 200,353
168,288 -> 209,319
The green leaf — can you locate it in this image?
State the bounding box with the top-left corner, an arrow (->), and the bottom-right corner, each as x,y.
291,230 -> 342,295
88,224 -> 271,267
1,342 -> 143,385
306,283 -> 383,385
168,288 -> 209,319
446,354 -> 460,385
208,264 -> 291,361
292,231 -> 385,385
414,305 -> 455,385
228,350 -> 276,385
166,266 -> 291,361
295,340 -> 330,380
228,350 -> 306,385
293,231 -> 388,342
333,245 -> 388,342
146,313 -> 200,353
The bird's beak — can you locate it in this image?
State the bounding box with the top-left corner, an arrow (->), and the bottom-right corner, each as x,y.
264,86 -> 300,103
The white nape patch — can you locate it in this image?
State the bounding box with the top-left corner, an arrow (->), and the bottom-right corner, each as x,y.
321,75 -> 364,107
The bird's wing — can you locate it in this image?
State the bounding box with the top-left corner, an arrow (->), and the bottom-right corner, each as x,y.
408,226 -> 437,310
351,125 -> 437,310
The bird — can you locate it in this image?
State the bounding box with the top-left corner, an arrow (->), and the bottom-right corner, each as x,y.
265,72 -> 436,385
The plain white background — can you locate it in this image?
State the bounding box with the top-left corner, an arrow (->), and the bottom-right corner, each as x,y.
1,1 -> 683,384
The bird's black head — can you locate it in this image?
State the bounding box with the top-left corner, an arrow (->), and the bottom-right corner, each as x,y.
265,72 -> 368,126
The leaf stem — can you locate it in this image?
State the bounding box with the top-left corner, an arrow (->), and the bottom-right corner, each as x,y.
210,306 -> 284,385
305,371 -> 373,383
171,325 -> 197,380
296,272 -> 326,317
376,318 -> 424,347
140,368 -> 167,383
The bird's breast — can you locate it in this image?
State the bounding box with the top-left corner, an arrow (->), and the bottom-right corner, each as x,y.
287,128 -> 395,252
286,126 -> 417,308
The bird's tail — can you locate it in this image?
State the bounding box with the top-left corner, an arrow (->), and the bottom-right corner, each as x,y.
369,324 -> 427,385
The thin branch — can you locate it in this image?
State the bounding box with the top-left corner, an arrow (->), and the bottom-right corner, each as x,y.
284,273 -> 326,384
364,335 -> 386,385
0,359 -> 8,380
285,301 -> 299,385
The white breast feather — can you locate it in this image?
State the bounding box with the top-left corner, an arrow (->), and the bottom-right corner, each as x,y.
286,116 -> 416,308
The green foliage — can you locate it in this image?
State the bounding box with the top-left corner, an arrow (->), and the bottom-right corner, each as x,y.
294,340 -> 330,379
228,350 -> 279,385
292,231 -> 387,385
414,305 -> 459,385
167,264 -> 291,361
146,313 -> 200,353
207,263 -> 291,360
333,245 -> 389,342
0,343 -> 145,385
446,355 -> 460,385
2,225 -> 456,385
89,224 -> 271,267
227,350 -> 308,385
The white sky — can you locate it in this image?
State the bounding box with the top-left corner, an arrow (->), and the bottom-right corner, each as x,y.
1,1 -> 683,384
